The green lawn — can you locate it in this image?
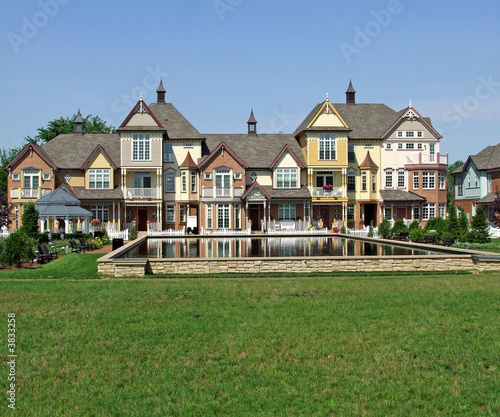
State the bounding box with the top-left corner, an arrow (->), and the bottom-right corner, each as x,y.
1,275 -> 499,416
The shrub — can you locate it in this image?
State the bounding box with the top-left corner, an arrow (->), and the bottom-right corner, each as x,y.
409,228 -> 426,243
378,218 -> 391,239
91,238 -> 103,250
391,219 -> 408,235
458,211 -> 470,242
129,223 -> 138,241
340,224 -> 346,234
21,202 -> 39,239
367,221 -> 374,238
0,230 -> 35,267
425,217 -> 447,240
409,220 -> 421,230
469,205 -> 490,243
446,204 -> 459,239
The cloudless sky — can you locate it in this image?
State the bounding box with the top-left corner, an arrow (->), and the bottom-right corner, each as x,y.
1,0 -> 499,164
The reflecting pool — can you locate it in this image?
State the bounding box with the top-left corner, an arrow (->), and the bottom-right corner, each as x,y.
117,236 -> 442,259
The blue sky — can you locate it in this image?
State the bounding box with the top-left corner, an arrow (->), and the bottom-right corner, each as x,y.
1,0 -> 499,164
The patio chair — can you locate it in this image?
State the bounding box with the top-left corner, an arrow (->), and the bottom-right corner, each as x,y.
69,239 -> 83,253
78,238 -> 92,252
38,244 -> 57,261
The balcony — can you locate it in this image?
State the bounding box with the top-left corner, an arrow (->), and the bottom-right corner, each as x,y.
126,188 -> 158,199
405,153 -> 448,166
10,188 -> 51,199
202,187 -> 244,199
312,187 -> 343,198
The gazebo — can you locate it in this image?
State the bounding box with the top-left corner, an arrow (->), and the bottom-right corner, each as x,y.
36,187 -> 93,235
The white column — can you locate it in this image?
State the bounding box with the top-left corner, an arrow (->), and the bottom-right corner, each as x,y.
65,217 -> 70,234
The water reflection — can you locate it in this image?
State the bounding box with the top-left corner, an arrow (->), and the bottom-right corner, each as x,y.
120,237 -> 436,259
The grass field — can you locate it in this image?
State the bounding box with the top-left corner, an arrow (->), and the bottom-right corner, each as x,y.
1,273 -> 499,416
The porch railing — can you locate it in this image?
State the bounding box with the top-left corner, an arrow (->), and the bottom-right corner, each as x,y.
148,227 -> 185,236
312,187 -> 343,198
126,188 -> 158,199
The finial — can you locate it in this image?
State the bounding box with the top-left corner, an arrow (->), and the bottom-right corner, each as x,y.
326,92 -> 329,101
409,99 -> 412,108
140,92 -> 143,101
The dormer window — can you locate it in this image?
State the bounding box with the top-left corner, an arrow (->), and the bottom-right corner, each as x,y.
89,169 -> 110,189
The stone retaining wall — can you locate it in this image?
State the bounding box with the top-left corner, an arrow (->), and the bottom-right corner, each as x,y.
97,255 -> 498,276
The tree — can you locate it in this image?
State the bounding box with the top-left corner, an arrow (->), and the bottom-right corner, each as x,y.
20,202 -> 39,239
447,160 -> 464,206
0,147 -> 22,196
0,229 -> 34,267
469,204 -> 490,243
446,203 -> 459,238
378,218 -> 391,239
457,210 -> 470,242
24,114 -> 116,145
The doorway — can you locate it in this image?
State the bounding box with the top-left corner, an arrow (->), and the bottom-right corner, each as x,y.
138,208 -> 148,231
249,205 -> 261,231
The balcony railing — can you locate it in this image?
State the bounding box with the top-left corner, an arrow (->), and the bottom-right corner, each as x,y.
126,188 -> 158,199
405,153 -> 448,165
10,188 -> 52,199
312,187 -> 343,198
202,187 -> 244,198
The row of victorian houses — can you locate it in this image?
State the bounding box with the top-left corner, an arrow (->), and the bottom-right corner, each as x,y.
6,81 -> 449,234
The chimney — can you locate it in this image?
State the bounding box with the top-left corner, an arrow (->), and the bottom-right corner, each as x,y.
346,80 -> 356,105
156,79 -> 166,104
247,109 -> 257,135
74,109 -> 83,136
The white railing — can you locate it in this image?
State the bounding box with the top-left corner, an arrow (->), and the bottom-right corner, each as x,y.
127,188 -> 158,199
347,227 -> 379,238
148,227 -> 185,236
10,189 -> 19,198
0,230 -> 10,238
201,228 -> 251,235
234,187 -> 244,197
21,188 -> 39,198
312,187 -> 343,198
267,227 -> 329,235
216,187 -> 231,197
489,227 -> 500,238
107,229 -> 129,241
202,187 -> 213,198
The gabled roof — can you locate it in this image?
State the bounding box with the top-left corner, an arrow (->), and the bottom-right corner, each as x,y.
5,142 -> 57,170
359,151 -> 378,169
80,145 -> 118,170
148,103 -> 204,140
179,151 -> 198,168
294,102 -> 398,139
201,134 -> 306,168
380,190 -> 426,202
119,99 -> 164,129
294,100 -> 350,137
381,105 -> 442,139
241,181 -> 271,200
41,134 -> 120,169
453,143 -> 500,175
198,141 -> 248,170
37,186 -> 81,205
269,144 -> 305,169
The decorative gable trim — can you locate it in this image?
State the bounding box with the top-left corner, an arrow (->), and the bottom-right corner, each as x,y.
241,181 -> 270,201
80,145 -> 118,170
198,142 -> 248,171
382,105 -> 442,139
58,182 -> 78,198
5,143 -> 57,171
269,144 -> 305,169
307,100 -> 349,129
119,99 -> 164,128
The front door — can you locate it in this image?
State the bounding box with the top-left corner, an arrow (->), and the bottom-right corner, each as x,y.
321,208 -> 329,228
249,206 -> 260,231
138,208 -> 148,231
396,207 -> 406,220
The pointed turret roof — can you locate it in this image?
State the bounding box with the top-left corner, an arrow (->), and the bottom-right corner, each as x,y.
247,109 -> 257,124
359,151 -> 378,169
74,109 -> 83,123
179,151 -> 198,168
156,78 -> 166,93
346,80 -> 356,93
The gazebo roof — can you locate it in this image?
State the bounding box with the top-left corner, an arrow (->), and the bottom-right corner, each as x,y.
36,187 -> 92,218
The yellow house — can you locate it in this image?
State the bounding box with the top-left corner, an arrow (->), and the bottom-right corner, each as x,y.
294,96 -> 350,228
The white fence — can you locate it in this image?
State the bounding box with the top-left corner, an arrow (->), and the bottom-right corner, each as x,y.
148,227 -> 185,237
107,229 -> 129,241
201,228 -> 252,236
346,227 -> 379,238
489,227 -> 500,238
0,230 -> 10,238
267,227 -> 329,235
